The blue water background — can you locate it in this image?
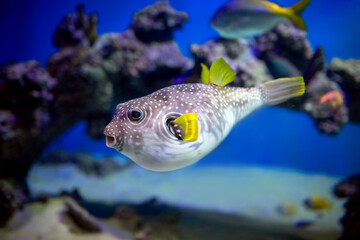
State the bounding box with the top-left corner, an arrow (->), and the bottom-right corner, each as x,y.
1,0 -> 359,176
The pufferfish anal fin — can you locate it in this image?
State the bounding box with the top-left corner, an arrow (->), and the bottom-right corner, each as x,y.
201,58 -> 236,87
171,113 -> 199,142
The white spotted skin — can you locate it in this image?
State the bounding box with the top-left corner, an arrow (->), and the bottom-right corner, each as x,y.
104,83 -> 264,171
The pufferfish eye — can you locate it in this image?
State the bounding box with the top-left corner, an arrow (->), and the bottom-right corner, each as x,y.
128,109 -> 143,121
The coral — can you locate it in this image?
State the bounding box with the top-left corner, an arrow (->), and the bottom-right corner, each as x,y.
302,72 -> 348,135
328,58 -> 360,123
190,39 -> 272,87
334,174 -> 360,240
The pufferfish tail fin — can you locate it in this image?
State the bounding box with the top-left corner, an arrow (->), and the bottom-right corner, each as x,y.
260,77 -> 305,105
201,58 -> 236,87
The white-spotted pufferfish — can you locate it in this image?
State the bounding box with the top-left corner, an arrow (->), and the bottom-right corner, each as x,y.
104,58 -> 305,171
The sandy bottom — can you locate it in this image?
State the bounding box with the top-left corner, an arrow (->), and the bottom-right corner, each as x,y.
27,163 -> 345,239
0,198 -> 130,240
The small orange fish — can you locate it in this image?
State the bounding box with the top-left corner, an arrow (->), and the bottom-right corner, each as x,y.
319,90 -> 343,108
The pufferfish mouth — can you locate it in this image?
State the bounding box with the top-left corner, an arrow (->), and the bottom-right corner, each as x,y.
105,135 -> 123,151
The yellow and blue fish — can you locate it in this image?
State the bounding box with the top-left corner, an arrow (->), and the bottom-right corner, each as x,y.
304,195 -> 333,211
104,58 -> 305,171
211,0 -> 311,39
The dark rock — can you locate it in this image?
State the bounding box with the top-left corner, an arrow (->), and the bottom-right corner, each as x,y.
259,51 -> 301,79
53,5 -> 98,48
303,46 -> 326,82
60,189 -> 84,202
36,193 -> 51,203
0,0 -> 185,229
93,30 -> 193,100
73,153 -> 131,177
0,61 -> 56,179
334,174 -> 360,199
328,58 -> 360,123
86,112 -> 113,139
134,226 -> 153,240
159,211 -> 180,225
37,151 -> 131,177
37,150 -> 73,165
48,48 -> 113,119
0,179 -> 28,227
334,174 -> 360,240
49,2 -> 192,103
73,153 -> 99,175
64,197 -> 102,232
139,197 -> 158,207
254,22 -> 313,72
0,60 -> 56,110
328,58 -> 360,89
190,39 -> 271,87
131,1 -> 188,43
96,157 -> 132,177
115,206 -> 145,232
0,110 -> 17,141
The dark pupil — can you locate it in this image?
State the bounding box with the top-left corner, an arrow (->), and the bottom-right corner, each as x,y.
131,111 -> 142,120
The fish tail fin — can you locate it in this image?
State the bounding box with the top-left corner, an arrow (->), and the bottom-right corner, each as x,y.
284,0 -> 311,30
290,0 -> 311,15
260,77 -> 305,105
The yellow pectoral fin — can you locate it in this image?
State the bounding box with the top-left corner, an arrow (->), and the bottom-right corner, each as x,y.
209,58 -> 236,87
173,113 -> 199,142
201,63 -> 210,84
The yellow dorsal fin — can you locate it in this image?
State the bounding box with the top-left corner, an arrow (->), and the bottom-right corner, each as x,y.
200,58 -> 236,86
208,58 -> 236,86
200,63 -> 210,84
253,0 -> 285,15
173,113 -> 198,142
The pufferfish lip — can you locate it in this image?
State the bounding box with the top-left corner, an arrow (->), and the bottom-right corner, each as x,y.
105,135 -> 123,151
